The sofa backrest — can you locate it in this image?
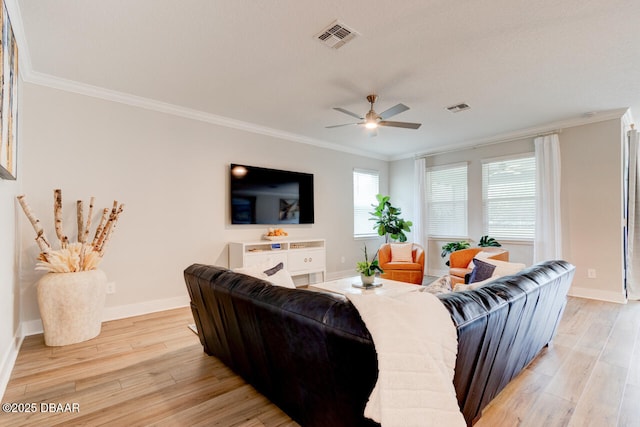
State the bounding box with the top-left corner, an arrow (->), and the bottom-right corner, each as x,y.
184,264 -> 379,427
184,260 -> 575,427
438,260 -> 575,424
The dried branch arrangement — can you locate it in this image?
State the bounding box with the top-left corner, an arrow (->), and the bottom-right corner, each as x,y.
17,189 -> 125,273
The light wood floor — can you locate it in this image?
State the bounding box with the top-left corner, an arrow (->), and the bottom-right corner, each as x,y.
2,297 -> 639,427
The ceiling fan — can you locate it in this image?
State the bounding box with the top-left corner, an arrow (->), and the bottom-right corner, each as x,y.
326,94 -> 421,135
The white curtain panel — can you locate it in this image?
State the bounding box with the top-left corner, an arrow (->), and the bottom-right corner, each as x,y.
534,134 -> 562,263
627,129 -> 640,299
413,158 -> 428,264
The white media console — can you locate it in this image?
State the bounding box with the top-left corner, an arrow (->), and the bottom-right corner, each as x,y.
228,239 -> 326,285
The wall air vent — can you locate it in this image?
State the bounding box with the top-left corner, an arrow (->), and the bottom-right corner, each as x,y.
315,20 -> 358,49
446,103 -> 471,113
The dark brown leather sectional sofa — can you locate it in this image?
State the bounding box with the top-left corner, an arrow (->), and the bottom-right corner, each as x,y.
184,260 -> 575,426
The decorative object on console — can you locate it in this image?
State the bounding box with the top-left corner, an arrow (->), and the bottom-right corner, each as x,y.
355,244 -> 383,287
263,227 -> 288,240
17,189 -> 125,346
0,1 -> 18,181
369,194 -> 413,242
377,242 -> 425,285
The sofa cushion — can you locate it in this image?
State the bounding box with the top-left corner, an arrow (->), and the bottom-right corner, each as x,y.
466,250 -> 497,269
482,258 -> 526,277
390,243 -> 413,262
453,276 -> 496,292
233,261 -> 296,289
267,268 -> 296,288
263,262 -> 285,276
383,261 -> 422,270
468,258 -> 496,283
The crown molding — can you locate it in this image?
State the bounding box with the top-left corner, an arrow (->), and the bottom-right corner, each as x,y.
24,71 -> 389,161
4,0 -> 388,161
398,107 -> 630,161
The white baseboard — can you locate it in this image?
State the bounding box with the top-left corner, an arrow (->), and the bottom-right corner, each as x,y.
568,286 -> 627,304
102,295 -> 191,322
21,295 -> 191,337
0,332 -> 24,400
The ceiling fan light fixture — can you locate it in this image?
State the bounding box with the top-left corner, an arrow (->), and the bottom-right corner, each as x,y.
365,121 -> 378,129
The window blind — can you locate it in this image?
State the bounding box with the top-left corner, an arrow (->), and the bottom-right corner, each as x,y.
427,163 -> 468,237
482,155 -> 536,240
353,169 -> 379,238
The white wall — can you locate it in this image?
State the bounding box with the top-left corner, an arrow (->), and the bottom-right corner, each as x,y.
0,179 -> 21,398
0,80 -> 22,397
560,119 -> 625,303
390,118 -> 626,301
17,83 -> 388,330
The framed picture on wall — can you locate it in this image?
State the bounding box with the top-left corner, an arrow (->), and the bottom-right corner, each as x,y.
0,0 -> 18,180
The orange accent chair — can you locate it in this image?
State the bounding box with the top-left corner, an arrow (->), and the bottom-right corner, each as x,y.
378,243 -> 425,285
449,248 -> 509,285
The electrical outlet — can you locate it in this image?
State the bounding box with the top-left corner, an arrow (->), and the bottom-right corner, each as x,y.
587,269 -> 596,279
106,282 -> 116,294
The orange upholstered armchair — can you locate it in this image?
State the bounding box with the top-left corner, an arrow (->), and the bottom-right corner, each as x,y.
377,243 -> 425,285
449,247 -> 509,285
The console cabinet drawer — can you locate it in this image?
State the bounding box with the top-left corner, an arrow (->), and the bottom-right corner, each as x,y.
288,249 -> 325,273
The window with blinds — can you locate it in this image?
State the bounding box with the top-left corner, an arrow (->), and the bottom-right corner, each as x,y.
427,163 -> 468,237
353,169 -> 379,238
482,155 -> 536,240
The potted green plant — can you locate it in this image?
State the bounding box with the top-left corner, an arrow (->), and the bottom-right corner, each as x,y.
356,245 -> 383,286
478,235 -> 502,247
440,240 -> 471,266
370,194 -> 413,242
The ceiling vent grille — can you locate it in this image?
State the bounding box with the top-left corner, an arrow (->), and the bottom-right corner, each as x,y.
315,20 -> 357,49
446,103 -> 471,113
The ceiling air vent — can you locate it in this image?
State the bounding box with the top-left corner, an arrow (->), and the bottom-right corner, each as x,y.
315,20 -> 358,49
446,103 -> 471,113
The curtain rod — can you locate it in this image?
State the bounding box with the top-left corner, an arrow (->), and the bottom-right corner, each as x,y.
414,129 -> 563,159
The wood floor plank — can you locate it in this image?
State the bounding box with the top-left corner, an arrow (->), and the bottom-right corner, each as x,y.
3,299 -> 640,426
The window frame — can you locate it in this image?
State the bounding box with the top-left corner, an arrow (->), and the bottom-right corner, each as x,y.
353,168 -> 380,239
481,153 -> 536,241
426,162 -> 469,239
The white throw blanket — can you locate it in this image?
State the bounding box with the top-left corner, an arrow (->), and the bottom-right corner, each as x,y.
347,289 -> 466,427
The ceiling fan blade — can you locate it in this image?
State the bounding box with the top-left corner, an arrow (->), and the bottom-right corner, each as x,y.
378,120 -> 422,129
333,107 -> 364,120
325,122 -> 361,128
378,103 -> 409,120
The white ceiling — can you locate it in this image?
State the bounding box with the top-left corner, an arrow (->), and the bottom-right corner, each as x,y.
11,0 -> 640,159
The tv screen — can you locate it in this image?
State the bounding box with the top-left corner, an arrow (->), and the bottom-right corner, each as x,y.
230,164 -> 314,225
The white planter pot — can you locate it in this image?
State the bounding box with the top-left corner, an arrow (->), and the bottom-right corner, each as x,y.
360,273 -> 375,286
37,269 -> 107,346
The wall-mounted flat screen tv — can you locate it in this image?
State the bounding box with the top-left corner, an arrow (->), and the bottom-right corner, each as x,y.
230,163 -> 314,225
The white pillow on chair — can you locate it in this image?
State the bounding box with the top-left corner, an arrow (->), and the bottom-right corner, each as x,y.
390,243 -> 413,262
